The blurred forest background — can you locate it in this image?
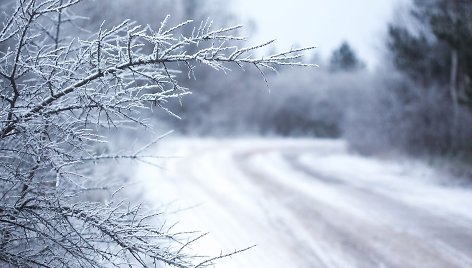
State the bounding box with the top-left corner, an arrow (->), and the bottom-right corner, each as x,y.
3,0 -> 470,177
159,0 -> 472,178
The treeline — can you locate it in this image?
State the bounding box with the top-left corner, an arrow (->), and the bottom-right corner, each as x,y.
163,0 -> 472,164
346,0 -> 472,160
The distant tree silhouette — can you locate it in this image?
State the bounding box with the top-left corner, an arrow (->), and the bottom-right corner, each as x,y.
329,42 -> 365,72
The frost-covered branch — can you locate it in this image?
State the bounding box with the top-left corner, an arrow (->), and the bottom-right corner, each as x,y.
0,0 -> 314,267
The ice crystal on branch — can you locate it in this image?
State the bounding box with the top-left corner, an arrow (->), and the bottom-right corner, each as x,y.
0,0 -> 314,267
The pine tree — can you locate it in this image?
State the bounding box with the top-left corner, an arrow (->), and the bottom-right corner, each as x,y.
329,41 -> 365,72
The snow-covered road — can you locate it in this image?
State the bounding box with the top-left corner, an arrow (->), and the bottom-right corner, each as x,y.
136,139 -> 472,268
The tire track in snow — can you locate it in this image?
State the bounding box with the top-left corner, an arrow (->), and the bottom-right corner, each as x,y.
286,153 -> 472,266
234,151 -> 399,268
234,148 -> 471,268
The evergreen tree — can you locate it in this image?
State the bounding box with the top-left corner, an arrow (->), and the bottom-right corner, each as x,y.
384,0 -> 472,154
329,42 -> 365,72
388,0 -> 472,107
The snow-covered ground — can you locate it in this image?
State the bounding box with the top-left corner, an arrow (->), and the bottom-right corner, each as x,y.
135,138 -> 472,268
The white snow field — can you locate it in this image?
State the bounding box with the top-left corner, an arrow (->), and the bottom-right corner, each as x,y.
136,138 -> 472,268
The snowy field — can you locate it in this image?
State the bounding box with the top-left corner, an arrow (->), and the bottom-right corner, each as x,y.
136,138 -> 472,268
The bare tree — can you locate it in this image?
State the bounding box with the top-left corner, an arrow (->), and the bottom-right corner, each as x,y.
0,0 -> 313,267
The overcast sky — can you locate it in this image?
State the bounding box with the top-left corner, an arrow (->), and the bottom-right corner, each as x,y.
231,0 -> 411,69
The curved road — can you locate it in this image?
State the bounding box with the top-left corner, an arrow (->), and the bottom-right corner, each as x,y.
137,139 -> 472,268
